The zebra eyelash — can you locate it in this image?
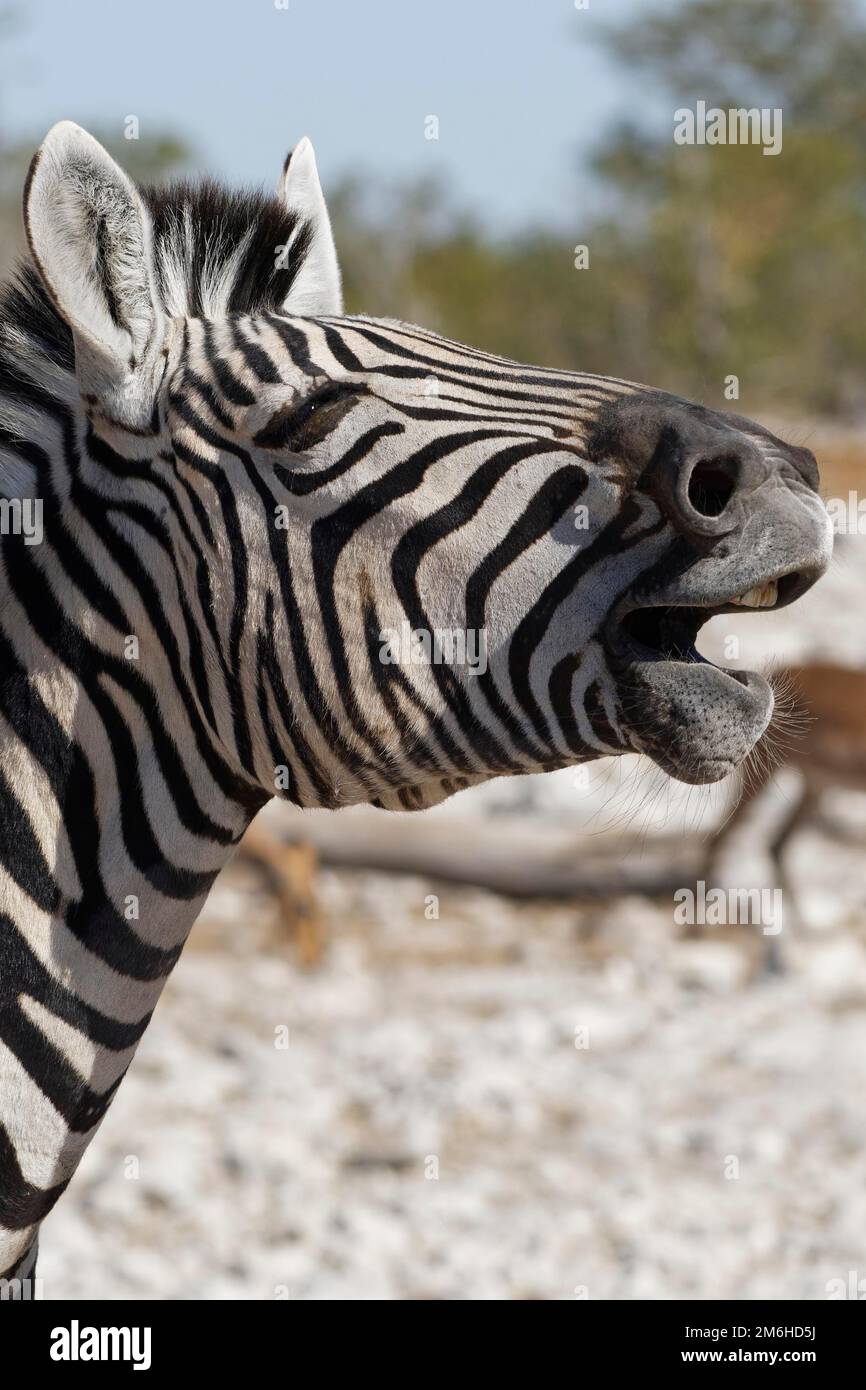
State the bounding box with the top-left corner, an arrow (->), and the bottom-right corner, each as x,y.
252,380 -> 367,453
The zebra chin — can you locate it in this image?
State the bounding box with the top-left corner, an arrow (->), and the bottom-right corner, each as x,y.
616,660 -> 774,785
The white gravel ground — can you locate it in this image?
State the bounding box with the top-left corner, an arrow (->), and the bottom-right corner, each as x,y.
37,858 -> 866,1301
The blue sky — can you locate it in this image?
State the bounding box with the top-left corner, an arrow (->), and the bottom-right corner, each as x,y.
1,0 -> 658,232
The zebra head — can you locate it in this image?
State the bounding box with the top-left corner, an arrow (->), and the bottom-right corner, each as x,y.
18,122 -> 832,814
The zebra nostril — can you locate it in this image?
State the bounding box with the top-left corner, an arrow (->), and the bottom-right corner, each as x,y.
687,455 -> 739,518
645,436 -> 745,540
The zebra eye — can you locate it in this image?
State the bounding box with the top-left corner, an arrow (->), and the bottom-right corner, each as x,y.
253,382 -> 365,452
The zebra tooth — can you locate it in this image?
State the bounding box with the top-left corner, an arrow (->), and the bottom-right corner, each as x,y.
730,580 -> 778,609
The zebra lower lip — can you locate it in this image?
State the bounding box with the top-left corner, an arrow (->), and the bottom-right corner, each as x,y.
604,594 -> 776,784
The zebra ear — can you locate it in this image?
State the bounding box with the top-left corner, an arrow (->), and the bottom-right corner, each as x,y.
277,136 -> 343,316
23,121 -> 164,427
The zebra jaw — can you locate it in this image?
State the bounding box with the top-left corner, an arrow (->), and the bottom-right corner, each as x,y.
730,580 -> 778,609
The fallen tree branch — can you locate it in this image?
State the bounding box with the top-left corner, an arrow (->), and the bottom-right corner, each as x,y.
257,807 -> 701,900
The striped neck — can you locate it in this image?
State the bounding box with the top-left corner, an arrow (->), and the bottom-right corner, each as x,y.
0,627 -> 261,1276
0,269 -> 271,1274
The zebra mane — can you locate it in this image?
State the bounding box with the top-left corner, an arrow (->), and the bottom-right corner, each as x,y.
0,178 -> 315,386
144,179 -> 314,317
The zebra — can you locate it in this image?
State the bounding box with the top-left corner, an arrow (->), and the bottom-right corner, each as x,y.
0,121 -> 831,1294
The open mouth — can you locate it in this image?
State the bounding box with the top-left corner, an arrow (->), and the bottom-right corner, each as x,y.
604,569 -> 811,784
612,570 -> 807,671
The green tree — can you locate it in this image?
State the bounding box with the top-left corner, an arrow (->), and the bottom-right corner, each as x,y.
589,0 -> 866,415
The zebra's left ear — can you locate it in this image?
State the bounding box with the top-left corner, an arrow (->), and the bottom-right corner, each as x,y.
23,121 -> 165,429
277,137 -> 343,316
